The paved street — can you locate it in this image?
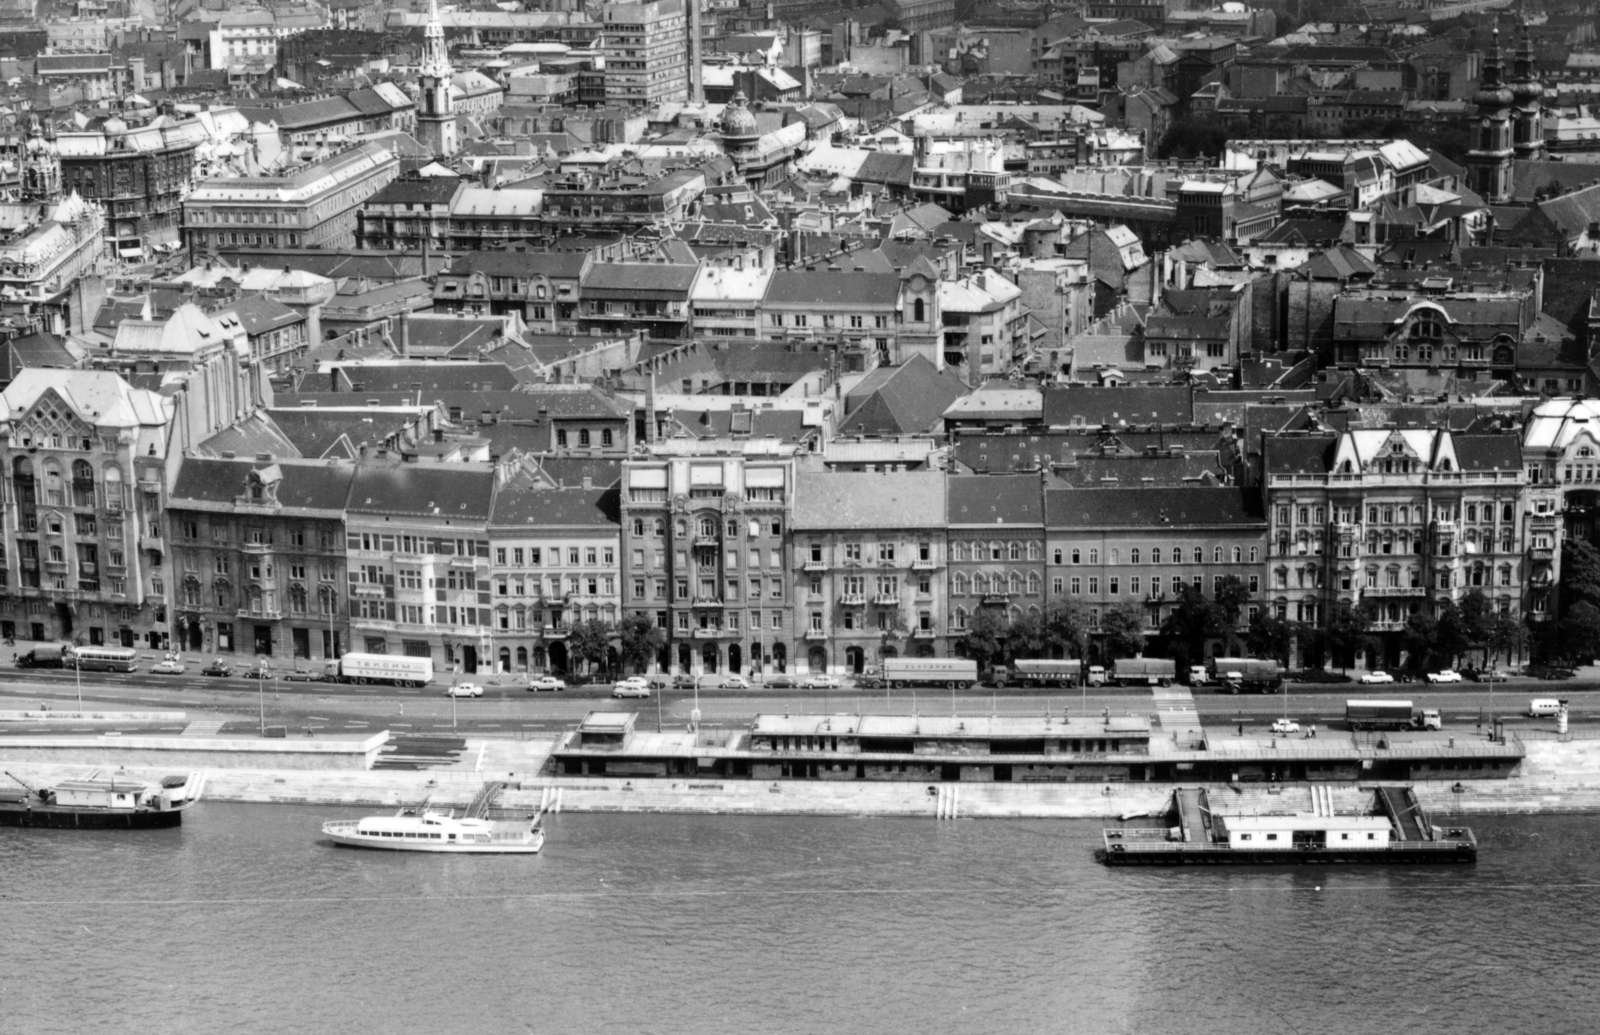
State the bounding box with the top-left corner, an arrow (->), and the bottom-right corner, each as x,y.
0,665 -> 1589,739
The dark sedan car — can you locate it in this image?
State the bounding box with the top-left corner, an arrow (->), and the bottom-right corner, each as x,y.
765,674 -> 799,689
201,660 -> 232,677
281,668 -> 322,682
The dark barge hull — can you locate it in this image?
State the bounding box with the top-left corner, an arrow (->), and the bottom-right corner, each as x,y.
1102,845 -> 1477,866
0,806 -> 186,829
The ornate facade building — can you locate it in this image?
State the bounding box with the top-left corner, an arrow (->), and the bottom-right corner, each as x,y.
0,371 -> 175,648
56,114 -> 203,258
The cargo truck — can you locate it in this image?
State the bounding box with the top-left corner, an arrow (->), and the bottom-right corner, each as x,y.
1208,657 -> 1284,694
1345,699 -> 1442,731
989,659 -> 1081,688
320,652 -> 434,687
881,657 -> 979,689
1110,657 -> 1175,687
16,644 -> 70,669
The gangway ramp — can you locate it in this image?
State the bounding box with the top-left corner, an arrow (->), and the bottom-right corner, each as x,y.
1175,787 -> 1212,844
464,781 -> 505,819
1377,785 -> 1429,842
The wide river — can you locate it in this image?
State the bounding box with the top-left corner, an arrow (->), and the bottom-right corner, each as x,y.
2,803 -> 1597,1034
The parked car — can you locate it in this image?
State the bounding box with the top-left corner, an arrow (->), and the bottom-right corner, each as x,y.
672,674 -> 698,689
150,659 -> 186,675
281,668 -> 321,682
1477,668 -> 1515,682
613,677 -> 649,695
612,682 -> 651,699
705,675 -> 750,690
1426,670 -> 1464,684
1529,665 -> 1577,681
646,674 -> 673,690
1270,718 -> 1301,736
765,674 -> 799,689
802,674 -> 842,690
444,683 -> 484,698
527,675 -> 567,692
201,659 -> 231,677
1359,671 -> 1395,684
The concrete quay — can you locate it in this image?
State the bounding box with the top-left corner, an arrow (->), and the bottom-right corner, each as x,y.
3,735 -> 1599,820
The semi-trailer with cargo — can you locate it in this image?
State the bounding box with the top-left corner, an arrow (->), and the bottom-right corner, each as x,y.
1208,657 -> 1284,694
320,652 -> 434,687
1111,657 -> 1176,687
16,645 -> 70,669
881,657 -> 979,689
990,659 -> 1081,688
1345,699 -> 1442,731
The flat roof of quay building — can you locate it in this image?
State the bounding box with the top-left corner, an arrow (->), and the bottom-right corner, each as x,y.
567,711 -> 1526,765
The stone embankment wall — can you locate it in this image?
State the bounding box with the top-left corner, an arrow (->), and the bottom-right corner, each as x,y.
3,740 -> 1597,819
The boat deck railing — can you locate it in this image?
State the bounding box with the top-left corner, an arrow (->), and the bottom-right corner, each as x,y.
1101,828 -> 1478,854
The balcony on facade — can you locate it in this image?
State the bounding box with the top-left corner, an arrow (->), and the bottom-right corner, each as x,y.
839,593 -> 867,607
692,596 -> 725,608
1361,585 -> 1426,597
803,628 -> 827,640
241,540 -> 274,555
911,627 -> 936,638
803,559 -> 827,572
542,624 -> 568,639
980,592 -> 1013,606
238,607 -> 285,621
873,592 -> 901,606
912,558 -> 937,571
140,535 -> 164,553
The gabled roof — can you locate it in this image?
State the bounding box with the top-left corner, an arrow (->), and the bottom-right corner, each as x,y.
169,457 -> 356,512
488,476 -> 620,529
839,355 -> 968,437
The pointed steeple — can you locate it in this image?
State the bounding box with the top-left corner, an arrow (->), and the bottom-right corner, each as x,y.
421,0 -> 452,82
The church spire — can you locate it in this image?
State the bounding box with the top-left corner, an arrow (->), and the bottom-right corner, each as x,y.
421,0 -> 452,81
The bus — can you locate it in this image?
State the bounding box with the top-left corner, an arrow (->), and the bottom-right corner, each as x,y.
67,645 -> 140,673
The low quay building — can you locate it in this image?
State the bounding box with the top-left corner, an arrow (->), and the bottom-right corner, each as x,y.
551,710 -> 1525,784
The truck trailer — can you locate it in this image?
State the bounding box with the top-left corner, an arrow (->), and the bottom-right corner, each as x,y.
16,645 -> 70,669
320,652 -> 434,687
1208,657 -> 1284,694
1345,699 -> 1442,731
881,658 -> 979,689
1111,657 -> 1175,687
990,659 -> 1081,688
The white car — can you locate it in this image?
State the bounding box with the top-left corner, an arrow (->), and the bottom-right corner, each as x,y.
1270,718 -> 1301,736
803,674 -> 842,690
444,683 -> 484,698
527,675 -> 567,692
708,675 -> 750,690
150,659 -> 186,675
1426,670 -> 1464,684
1359,671 -> 1395,684
612,681 -> 651,699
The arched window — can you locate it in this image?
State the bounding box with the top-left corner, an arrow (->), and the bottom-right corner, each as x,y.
103,464 -> 122,509
1131,548 -> 1141,564
1026,572 -> 1040,595
954,606 -> 968,629
1088,549 -> 1099,564
953,572 -> 968,595
951,542 -> 965,562
1213,546 -> 1222,563
1502,503 -> 1514,522
1027,542 -> 1040,561
71,459 -> 93,505
972,572 -> 987,594
1053,548 -> 1063,564
12,456 -> 33,504
1409,315 -> 1444,342
1110,548 -> 1120,564
1008,572 -> 1021,594
1071,548 -> 1080,564
1466,504 -> 1478,522
1151,547 -> 1161,564
1009,542 -> 1021,561
289,585 -> 307,613
913,298 -> 926,322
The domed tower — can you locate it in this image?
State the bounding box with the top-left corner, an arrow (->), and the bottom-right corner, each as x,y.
1467,31 -> 1515,204
20,115 -> 61,203
719,91 -> 760,172
1510,21 -> 1545,161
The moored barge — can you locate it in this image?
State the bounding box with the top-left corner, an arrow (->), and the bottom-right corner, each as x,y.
1,770 -> 205,829
1101,787 -> 1476,865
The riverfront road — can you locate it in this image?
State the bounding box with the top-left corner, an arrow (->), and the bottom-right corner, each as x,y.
0,666 -> 1592,738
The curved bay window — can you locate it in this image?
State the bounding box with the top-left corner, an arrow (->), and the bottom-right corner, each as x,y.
12,457 -> 34,505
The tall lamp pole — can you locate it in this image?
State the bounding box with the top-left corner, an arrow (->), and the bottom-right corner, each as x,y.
74,651 -> 82,711
258,662 -> 266,736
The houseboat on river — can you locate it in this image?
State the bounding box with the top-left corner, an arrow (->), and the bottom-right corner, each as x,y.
1100,786 -> 1477,865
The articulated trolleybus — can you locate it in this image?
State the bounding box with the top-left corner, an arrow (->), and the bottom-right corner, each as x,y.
66,646 -> 140,672
881,658 -> 979,689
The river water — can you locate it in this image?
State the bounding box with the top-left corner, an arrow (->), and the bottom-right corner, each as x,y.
2,804 -> 1597,1035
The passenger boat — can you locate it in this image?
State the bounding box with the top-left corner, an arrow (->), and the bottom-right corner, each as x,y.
0,770 -> 205,829
322,808 -> 545,854
1100,786 -> 1477,866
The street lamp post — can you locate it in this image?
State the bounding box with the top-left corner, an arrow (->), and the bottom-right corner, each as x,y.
74,652 -> 82,711
258,662 -> 266,736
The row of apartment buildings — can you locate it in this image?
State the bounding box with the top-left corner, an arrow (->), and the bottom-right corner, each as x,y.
8,371 -> 1593,675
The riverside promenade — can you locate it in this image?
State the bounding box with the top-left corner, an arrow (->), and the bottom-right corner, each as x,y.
3,724 -> 1600,820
